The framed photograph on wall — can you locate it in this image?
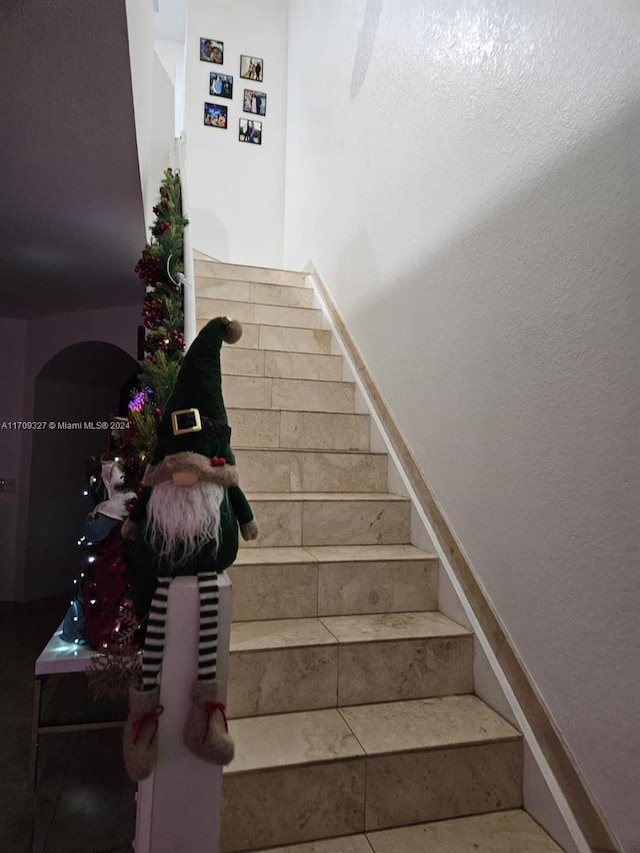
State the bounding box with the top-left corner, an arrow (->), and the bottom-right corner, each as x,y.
210,72 -> 234,99
200,38 -> 223,64
240,55 -> 263,82
204,102 -> 228,129
239,118 -> 262,145
243,89 -> 266,116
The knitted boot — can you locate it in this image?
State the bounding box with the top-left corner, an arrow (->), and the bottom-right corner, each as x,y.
123,685 -> 163,781
184,680 -> 234,765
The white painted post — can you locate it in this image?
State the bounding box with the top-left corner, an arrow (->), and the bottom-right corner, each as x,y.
134,574 -> 232,853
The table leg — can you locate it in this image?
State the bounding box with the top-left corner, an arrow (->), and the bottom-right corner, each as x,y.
29,676 -> 45,852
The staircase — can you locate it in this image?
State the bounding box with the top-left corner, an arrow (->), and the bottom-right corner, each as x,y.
194,257 -> 563,853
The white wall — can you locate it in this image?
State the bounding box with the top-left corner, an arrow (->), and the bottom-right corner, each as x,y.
184,0 -> 288,266
126,0 -> 177,230
283,1 -> 640,851
9,304 -> 140,603
0,319 -> 27,601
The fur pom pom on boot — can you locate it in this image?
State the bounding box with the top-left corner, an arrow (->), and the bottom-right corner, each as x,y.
184,680 -> 234,765
123,685 -> 163,781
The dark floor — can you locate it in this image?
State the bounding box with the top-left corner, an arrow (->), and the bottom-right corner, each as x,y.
0,604 -> 135,853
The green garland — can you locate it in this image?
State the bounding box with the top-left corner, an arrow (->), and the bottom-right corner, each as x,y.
120,168 -> 188,497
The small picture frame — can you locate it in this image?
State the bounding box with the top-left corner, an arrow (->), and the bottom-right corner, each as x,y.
210,72 -> 234,99
243,88 -> 266,116
204,102 -> 228,129
200,38 -> 223,64
240,55 -> 263,82
239,118 -> 262,145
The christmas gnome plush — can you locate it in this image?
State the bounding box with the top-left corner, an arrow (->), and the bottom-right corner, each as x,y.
121,316 -> 258,781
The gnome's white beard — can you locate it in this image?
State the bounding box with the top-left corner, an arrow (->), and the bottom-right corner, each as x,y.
146,479 -> 225,567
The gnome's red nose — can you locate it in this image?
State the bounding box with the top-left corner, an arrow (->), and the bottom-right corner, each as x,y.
172,470 -> 199,487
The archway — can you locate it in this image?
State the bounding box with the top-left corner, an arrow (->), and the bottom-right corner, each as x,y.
24,342 -> 140,601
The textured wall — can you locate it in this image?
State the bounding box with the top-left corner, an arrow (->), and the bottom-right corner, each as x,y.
184,0 -> 289,267
283,1 -> 640,850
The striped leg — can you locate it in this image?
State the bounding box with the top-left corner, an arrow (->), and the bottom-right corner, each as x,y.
141,577 -> 171,690
198,572 -> 219,681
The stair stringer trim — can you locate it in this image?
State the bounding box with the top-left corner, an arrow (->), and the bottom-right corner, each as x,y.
303,262 -> 619,853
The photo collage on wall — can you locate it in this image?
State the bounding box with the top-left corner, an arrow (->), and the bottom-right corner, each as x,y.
200,38 -> 265,145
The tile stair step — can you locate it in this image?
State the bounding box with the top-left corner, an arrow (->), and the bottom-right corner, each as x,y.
224,375 -> 355,413
221,695 -> 523,852
195,258 -> 307,287
197,277 -> 315,309
193,249 -> 217,261
228,544 -> 439,620
235,449 -> 388,493
197,296 -> 325,330
198,321 -> 334,354
228,408 -> 371,451
222,346 -> 344,381
242,492 -> 411,548
249,810 -> 564,853
227,612 -> 473,717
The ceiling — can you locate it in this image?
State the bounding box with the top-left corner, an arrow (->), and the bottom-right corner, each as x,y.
0,0 -> 146,319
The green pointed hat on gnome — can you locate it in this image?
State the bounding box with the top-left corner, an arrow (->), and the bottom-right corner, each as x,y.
152,316 -> 242,464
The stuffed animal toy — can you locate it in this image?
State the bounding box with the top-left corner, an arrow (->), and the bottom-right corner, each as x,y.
121,316 -> 258,781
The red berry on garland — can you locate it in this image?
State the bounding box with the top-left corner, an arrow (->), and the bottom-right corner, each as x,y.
153,407 -> 162,421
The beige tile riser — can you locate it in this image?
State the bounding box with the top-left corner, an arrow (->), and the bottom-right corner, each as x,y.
280,411 -> 370,452
197,278 -> 314,309
198,298 -> 326,330
241,499 -> 411,548
228,409 -> 280,449
243,499 -> 303,547
197,297 -> 254,323
272,377 -> 355,414
336,636 -> 474,706
290,451 -> 387,493
252,810 -> 564,853
259,325 -> 333,354
364,740 -> 523,830
224,375 -> 356,414
234,449 -> 387,493
222,346 -> 266,377
228,409 -> 371,452
235,449 -> 292,492
228,645 -> 339,718
198,322 -> 333,355
227,635 -> 473,716
222,348 -> 343,381
196,279 -> 251,303
221,742 -> 522,850
221,760 -> 366,853
301,500 -> 411,548
227,561 -> 318,621
317,559 -> 438,616
264,350 -> 343,382
228,550 -> 437,621
195,260 -> 306,287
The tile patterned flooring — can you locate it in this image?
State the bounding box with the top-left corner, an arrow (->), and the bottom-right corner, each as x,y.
0,604 -> 134,853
